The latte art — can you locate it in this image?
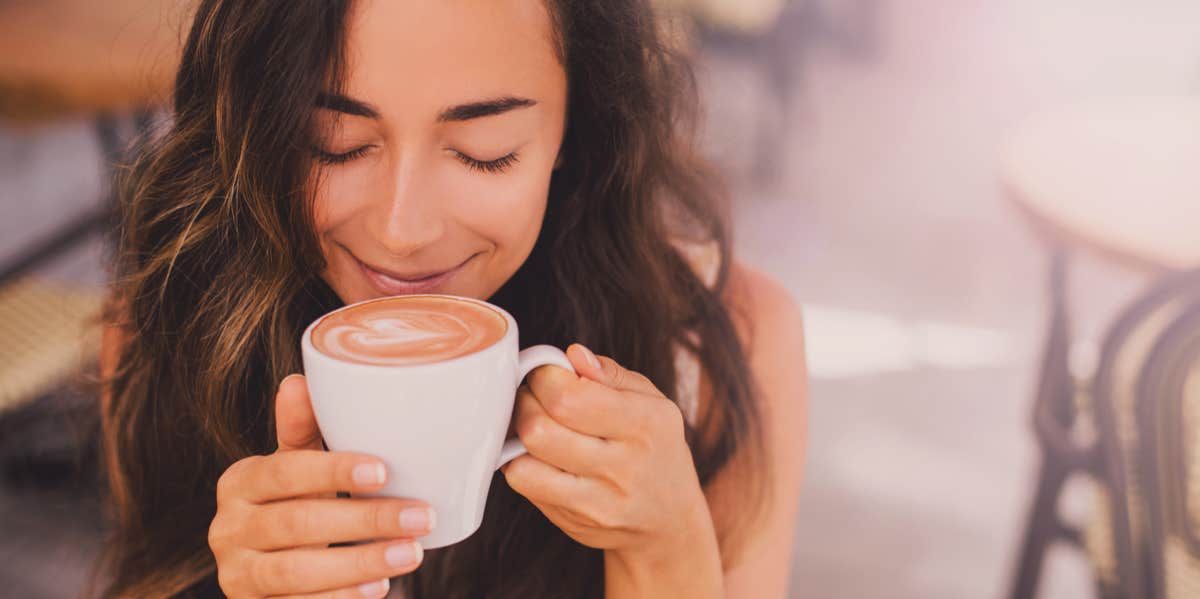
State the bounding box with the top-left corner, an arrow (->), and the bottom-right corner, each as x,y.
311,296 -> 508,366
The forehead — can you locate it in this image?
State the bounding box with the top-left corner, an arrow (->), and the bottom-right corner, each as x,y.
342,0 -> 564,118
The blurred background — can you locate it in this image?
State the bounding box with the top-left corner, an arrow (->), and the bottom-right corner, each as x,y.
3,1 -> 1200,598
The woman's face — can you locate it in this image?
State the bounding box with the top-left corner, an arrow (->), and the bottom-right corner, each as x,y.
311,0 -> 567,305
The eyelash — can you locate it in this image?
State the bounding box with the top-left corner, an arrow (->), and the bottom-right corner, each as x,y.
311,145 -> 519,173
453,150 -> 519,174
312,145 -> 371,165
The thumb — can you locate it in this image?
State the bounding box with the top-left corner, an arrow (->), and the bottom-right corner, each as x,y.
274,374 -> 324,452
566,344 -> 659,395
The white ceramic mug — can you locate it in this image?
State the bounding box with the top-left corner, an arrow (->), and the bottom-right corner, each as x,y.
300,294 -> 574,549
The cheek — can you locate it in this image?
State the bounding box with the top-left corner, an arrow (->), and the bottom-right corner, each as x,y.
311,167 -> 373,233
443,166 -> 553,252
311,167 -> 379,300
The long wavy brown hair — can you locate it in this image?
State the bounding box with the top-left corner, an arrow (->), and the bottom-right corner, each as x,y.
93,1 -> 769,597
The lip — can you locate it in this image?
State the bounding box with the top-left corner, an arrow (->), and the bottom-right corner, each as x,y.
355,253 -> 475,296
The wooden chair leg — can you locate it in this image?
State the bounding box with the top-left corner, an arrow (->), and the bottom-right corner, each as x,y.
1009,249 -> 1091,599
1010,458 -> 1077,599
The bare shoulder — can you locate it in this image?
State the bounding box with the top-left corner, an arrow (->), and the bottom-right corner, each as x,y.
722,260 -> 806,367
719,260 -> 807,440
702,260 -> 808,584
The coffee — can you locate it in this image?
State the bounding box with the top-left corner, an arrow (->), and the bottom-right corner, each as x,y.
311,296 -> 508,366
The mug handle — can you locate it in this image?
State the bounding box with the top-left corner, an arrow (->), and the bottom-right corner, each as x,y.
495,345 -> 576,470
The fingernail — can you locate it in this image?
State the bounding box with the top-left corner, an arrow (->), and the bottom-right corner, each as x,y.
386,541 -> 423,568
277,373 -> 302,390
399,507 -> 435,531
353,462 -> 386,486
358,578 -> 389,597
578,344 -> 601,371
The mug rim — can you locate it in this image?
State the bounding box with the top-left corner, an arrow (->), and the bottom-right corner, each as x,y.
301,293 -> 518,371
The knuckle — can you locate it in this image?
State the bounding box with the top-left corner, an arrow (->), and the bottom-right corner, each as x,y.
207,514 -> 232,553
365,501 -> 390,535
357,544 -> 379,577
594,455 -> 622,484
215,475 -> 233,504
215,563 -> 241,595
252,554 -> 290,593
280,504 -> 309,541
545,389 -> 572,420
503,457 -> 529,488
207,524 -> 220,553
518,416 -> 548,450
590,505 -> 620,529
594,484 -> 631,528
217,457 -> 254,503
609,367 -> 627,390
570,498 -> 604,528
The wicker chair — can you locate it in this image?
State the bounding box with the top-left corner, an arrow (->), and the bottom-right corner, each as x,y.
1129,280 -> 1200,598
1085,268 -> 1200,599
1012,265 -> 1200,599
0,115 -> 135,415
0,112 -> 155,486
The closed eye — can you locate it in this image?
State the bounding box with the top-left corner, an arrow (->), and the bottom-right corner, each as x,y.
454,150 -> 519,174
312,145 -> 373,165
311,145 -> 519,173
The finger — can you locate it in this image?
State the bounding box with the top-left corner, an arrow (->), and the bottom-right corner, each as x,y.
275,374 -> 324,452
270,577 -> 390,599
501,453 -> 590,508
526,371 -> 641,439
567,344 -> 661,396
225,451 -> 387,504
515,388 -> 613,476
524,361 -> 575,403
247,497 -> 435,550
565,343 -> 604,379
251,538 -> 422,596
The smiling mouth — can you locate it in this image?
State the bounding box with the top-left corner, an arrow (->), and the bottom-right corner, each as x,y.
353,252 -> 476,296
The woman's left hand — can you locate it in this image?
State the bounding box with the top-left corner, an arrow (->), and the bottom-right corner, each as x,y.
501,344 -> 714,564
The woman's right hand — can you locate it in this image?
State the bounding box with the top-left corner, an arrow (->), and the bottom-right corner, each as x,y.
208,374 -> 434,599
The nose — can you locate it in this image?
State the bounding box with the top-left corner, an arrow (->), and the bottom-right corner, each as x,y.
370,154 -> 445,258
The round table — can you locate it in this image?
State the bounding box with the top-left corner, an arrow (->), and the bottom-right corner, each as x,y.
0,0 -> 186,123
1001,96 -> 1200,272
1001,96 -> 1200,599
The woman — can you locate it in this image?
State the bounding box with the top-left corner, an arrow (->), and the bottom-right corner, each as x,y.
95,0 -> 807,597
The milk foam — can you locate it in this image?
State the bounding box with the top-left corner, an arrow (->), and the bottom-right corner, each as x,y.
311,297 -> 507,366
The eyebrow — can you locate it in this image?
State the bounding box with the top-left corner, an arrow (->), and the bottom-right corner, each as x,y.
315,93 -> 537,122
316,93 -> 379,118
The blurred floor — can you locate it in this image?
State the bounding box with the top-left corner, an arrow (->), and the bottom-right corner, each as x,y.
4,1 -> 1200,598
0,485 -> 105,598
